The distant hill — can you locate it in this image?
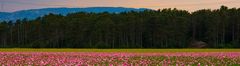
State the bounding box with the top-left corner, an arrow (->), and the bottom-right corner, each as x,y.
0,7 -> 149,22
0,12 -> 10,19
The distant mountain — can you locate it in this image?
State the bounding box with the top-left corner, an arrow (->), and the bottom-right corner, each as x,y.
0,12 -> 10,19
0,7 -> 149,22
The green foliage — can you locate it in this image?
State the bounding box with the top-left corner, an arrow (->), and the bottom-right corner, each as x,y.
0,6 -> 239,48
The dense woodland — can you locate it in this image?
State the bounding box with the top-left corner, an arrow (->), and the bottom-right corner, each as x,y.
0,6 -> 240,48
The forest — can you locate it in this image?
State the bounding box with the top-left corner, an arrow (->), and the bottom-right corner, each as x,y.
0,6 -> 239,48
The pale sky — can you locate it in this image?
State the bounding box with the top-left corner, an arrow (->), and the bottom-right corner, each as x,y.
0,0 -> 240,12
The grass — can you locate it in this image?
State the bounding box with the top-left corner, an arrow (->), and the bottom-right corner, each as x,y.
0,48 -> 240,52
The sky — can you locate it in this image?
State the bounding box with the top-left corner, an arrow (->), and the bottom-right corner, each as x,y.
0,0 -> 240,12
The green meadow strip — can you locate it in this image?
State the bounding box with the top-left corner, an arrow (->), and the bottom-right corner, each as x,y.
0,49 -> 240,52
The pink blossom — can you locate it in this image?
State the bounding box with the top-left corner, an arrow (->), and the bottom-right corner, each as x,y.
0,52 -> 239,65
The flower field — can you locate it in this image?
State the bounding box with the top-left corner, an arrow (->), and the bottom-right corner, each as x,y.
0,51 -> 240,66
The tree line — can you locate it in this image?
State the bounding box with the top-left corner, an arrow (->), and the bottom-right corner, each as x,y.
0,6 -> 240,48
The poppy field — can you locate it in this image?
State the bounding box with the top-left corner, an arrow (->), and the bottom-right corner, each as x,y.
0,49 -> 240,66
